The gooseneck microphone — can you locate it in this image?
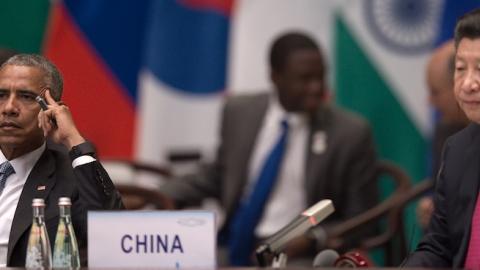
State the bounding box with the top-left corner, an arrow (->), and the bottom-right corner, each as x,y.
256,199 -> 334,267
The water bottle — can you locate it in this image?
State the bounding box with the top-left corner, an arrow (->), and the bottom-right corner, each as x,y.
25,198 -> 52,269
52,197 -> 80,269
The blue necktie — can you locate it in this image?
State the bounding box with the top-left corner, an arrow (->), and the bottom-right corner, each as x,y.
0,161 -> 15,196
228,119 -> 289,266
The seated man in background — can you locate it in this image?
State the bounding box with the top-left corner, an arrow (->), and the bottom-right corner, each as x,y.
0,54 -> 123,267
160,32 -> 378,266
416,40 -> 469,229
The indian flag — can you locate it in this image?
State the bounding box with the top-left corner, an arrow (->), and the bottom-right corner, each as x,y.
335,0 -> 439,183
333,1 -> 441,260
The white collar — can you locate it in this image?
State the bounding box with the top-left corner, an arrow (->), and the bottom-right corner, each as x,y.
0,143 -> 46,180
270,93 -> 309,127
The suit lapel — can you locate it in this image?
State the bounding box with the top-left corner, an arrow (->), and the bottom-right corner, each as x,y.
225,94 -> 269,214
7,149 -> 56,263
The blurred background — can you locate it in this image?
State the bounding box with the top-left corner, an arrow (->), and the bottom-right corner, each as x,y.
2,0 -> 479,262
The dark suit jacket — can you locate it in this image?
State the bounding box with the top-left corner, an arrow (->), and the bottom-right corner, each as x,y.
7,142 -> 123,267
161,93 -> 378,250
404,123 -> 479,267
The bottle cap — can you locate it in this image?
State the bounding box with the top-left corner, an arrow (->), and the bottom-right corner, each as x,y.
32,198 -> 45,207
58,197 -> 72,206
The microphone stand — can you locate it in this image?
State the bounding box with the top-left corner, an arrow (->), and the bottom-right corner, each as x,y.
255,244 -> 288,268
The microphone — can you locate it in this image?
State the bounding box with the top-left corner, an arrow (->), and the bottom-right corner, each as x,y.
313,249 -> 339,267
256,200 -> 334,266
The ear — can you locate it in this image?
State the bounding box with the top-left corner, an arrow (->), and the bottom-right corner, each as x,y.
271,70 -> 281,86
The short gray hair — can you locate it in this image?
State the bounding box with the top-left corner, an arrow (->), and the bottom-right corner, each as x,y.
1,54 -> 63,100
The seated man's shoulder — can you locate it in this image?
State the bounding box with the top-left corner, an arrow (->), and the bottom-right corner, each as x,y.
328,105 -> 371,131
446,122 -> 475,146
440,123 -> 477,162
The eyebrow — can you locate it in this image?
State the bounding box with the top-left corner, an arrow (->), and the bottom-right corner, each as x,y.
17,89 -> 37,94
0,89 -> 39,95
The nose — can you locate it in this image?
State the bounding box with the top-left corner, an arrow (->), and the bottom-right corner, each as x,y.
2,94 -> 19,117
461,70 -> 480,93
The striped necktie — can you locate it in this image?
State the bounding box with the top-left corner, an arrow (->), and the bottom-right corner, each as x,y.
0,161 -> 15,196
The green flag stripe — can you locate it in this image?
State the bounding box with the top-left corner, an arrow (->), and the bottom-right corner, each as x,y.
0,0 -> 50,53
334,15 -> 426,183
334,15 -> 427,261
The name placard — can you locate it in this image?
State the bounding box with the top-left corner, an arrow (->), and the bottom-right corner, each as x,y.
88,210 -> 216,268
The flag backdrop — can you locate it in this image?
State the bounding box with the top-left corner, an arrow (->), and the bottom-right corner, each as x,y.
1,0 -> 480,263
42,0 -> 233,163
0,0 -> 50,54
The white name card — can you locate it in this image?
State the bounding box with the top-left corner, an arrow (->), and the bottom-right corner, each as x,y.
88,210 -> 216,268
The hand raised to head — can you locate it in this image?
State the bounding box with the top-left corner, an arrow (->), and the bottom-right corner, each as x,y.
37,90 -> 85,149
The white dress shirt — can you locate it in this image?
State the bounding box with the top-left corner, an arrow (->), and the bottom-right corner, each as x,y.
0,143 -> 45,267
244,95 -> 308,238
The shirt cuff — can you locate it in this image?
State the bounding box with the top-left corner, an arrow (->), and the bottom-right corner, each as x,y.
72,155 -> 96,168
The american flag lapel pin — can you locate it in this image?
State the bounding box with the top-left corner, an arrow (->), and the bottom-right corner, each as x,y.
37,185 -> 46,191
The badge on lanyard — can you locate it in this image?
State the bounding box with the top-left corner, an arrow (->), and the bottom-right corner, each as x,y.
312,131 -> 327,154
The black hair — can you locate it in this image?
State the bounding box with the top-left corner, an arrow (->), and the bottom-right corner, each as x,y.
454,8 -> 480,49
269,32 -> 322,72
1,54 -> 63,100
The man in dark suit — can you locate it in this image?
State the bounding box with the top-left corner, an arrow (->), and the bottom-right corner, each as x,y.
0,54 -> 123,267
160,32 -> 378,265
404,8 -> 480,268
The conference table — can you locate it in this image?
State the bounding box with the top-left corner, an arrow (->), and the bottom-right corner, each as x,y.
0,266 -> 438,270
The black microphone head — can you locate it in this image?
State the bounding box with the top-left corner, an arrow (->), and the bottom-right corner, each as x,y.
313,249 -> 340,267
